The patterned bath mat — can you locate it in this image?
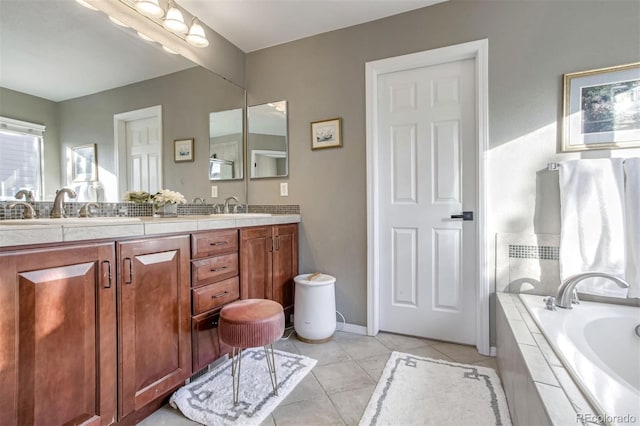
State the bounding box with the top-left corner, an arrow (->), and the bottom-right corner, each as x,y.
359,351 -> 511,426
170,348 -> 316,425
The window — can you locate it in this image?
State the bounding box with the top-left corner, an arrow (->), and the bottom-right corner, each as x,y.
0,116 -> 45,201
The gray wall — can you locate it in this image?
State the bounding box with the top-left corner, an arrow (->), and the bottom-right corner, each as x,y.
245,0 -> 640,340
0,87 -> 61,200
58,66 -> 246,203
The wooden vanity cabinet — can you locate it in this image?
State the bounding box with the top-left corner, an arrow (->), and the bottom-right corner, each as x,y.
116,235 -> 191,421
240,224 -> 298,321
0,243 -> 117,426
190,229 -> 239,373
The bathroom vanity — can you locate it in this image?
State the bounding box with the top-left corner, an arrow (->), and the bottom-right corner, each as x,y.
0,214 -> 299,425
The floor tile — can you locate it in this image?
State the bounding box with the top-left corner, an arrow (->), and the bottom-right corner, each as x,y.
138,405 -> 201,426
329,385 -> 376,426
279,372 -> 326,406
273,335 -> 300,354
375,332 -> 436,350
401,345 -> 454,362
355,353 -> 392,381
472,356 -> 499,372
271,395 -> 345,426
259,413 -> 276,426
313,360 -> 375,394
336,335 -> 391,360
430,342 -> 491,364
292,339 -> 351,366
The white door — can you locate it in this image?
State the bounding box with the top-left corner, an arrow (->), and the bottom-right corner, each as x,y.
378,58 -> 476,344
125,116 -> 162,194
114,105 -> 162,198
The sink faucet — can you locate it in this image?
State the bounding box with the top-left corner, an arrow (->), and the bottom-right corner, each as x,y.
50,188 -> 77,218
6,201 -> 36,219
223,196 -> 239,213
15,189 -> 34,202
79,202 -> 99,217
192,197 -> 205,205
551,272 -> 630,309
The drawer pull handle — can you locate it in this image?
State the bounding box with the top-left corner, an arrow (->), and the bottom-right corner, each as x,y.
211,291 -> 229,299
210,266 -> 228,272
209,241 -> 228,246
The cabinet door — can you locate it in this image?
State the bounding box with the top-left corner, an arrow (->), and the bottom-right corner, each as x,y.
117,235 -> 191,419
273,224 -> 299,319
0,243 -> 116,426
239,226 -> 273,300
191,309 -> 231,373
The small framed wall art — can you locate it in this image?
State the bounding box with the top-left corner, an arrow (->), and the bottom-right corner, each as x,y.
311,117 -> 342,150
562,62 -> 640,152
71,143 -> 98,182
174,138 -> 194,162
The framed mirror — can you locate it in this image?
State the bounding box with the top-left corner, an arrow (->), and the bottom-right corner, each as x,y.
248,101 -> 288,179
209,108 -> 243,180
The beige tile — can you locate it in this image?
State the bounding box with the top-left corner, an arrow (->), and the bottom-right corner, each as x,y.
401,345 -> 454,362
273,335 -> 301,354
472,357 -> 499,373
279,372 -> 326,406
431,342 -> 490,364
520,344 -> 558,386
336,335 -> 391,360
271,395 -> 345,426
374,332 -> 436,350
259,414 -> 276,426
292,339 -> 351,366
313,360 -> 375,395
329,385 -> 376,426
139,405 -> 201,426
356,352 -> 392,381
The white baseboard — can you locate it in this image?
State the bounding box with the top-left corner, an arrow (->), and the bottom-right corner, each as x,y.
490,346 -> 497,357
336,322 -> 368,335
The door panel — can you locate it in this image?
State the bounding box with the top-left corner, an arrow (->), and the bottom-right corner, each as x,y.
240,227 -> 272,300
379,58 -> 476,344
125,115 -> 162,194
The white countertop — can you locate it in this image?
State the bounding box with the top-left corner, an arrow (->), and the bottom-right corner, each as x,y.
0,214 -> 300,248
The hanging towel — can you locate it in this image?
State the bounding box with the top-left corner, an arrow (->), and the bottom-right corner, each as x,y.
624,158 -> 640,298
559,158 -> 628,298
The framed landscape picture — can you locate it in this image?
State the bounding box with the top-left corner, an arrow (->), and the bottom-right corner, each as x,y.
71,144 -> 98,182
311,118 -> 342,150
562,62 -> 640,152
174,138 -> 194,162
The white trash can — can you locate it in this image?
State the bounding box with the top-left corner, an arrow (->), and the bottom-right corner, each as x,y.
294,273 -> 336,343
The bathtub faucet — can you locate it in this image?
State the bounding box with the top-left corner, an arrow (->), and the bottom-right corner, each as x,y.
552,272 -> 630,309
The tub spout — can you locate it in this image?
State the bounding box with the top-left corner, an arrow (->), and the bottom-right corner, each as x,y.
555,272 -> 630,309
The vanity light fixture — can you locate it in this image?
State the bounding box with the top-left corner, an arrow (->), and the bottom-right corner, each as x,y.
135,0 -> 164,18
108,16 -> 129,27
162,45 -> 179,54
137,31 -> 154,42
186,18 -> 209,47
163,0 -> 188,34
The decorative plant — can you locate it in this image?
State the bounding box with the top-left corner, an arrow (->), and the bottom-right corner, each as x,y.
122,190 -> 151,203
151,189 -> 187,208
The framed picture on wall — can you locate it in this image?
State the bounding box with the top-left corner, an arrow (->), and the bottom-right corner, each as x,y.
311,118 -> 342,150
71,144 -> 98,182
562,62 -> 640,152
174,138 -> 194,162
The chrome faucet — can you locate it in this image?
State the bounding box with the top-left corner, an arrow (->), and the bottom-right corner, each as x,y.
6,201 -> 36,219
192,197 -> 206,205
551,272 -> 630,309
50,188 -> 77,218
79,202 -> 99,217
223,196 -> 239,213
15,189 -> 35,202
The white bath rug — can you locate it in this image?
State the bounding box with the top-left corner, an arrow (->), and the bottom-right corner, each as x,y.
170,348 -> 316,425
359,351 -> 512,426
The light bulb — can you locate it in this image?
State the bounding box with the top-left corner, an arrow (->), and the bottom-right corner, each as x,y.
186,19 -> 209,48
163,3 -> 188,34
135,0 -> 164,18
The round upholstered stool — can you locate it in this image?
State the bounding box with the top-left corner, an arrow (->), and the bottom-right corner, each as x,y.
219,299 -> 285,405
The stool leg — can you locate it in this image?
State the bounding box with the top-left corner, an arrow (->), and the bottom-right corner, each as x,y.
264,344 -> 278,396
230,347 -> 243,405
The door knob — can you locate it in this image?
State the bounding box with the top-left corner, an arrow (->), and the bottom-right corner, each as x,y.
450,211 -> 473,221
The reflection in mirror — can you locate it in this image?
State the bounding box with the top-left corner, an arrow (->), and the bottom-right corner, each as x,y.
209,108 -> 243,180
248,101 -> 288,179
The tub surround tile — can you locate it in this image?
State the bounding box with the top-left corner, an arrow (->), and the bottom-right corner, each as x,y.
536,382 -> 581,426
508,318 -> 537,346
520,344 -> 559,386
501,302 -> 522,320
551,366 -> 599,420
532,333 -> 563,367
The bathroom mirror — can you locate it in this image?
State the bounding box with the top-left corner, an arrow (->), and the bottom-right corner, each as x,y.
0,0 -> 246,202
209,108 -> 244,180
248,101 -> 289,179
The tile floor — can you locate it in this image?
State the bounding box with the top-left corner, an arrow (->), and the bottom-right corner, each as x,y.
140,331 -> 498,426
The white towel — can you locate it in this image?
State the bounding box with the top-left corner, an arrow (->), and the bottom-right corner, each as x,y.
624,158 -> 640,298
559,158 -> 628,298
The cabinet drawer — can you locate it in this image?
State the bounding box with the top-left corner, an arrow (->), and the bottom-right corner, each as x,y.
192,276 -> 239,315
191,309 -> 231,373
191,253 -> 238,288
192,229 -> 238,259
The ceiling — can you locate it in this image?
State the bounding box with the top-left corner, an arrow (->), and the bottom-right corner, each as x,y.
180,0 -> 447,53
0,0 -> 445,102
